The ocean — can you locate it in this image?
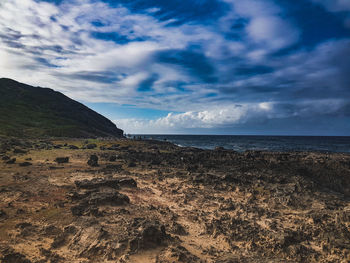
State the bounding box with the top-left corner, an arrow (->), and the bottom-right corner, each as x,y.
131,135 -> 350,153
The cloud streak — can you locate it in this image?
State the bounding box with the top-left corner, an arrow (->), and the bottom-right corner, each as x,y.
0,0 -> 349,134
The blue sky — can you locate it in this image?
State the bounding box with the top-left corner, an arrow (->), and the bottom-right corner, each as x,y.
0,0 -> 349,135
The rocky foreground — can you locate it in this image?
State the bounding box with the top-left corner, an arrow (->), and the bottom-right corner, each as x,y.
0,138 -> 349,263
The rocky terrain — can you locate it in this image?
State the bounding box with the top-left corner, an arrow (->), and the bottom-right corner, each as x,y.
0,137 -> 349,262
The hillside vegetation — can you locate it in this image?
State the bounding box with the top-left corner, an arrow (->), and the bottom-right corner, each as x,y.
0,78 -> 123,138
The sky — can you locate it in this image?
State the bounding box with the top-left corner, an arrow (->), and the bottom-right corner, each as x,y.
0,0 -> 349,135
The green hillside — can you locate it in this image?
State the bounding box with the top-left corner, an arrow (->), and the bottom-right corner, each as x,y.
0,78 -> 123,138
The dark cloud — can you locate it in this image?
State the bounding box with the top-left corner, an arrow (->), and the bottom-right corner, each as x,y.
54,71 -> 121,83
2,39 -> 25,49
234,65 -> 274,76
278,0 -> 350,47
0,28 -> 23,41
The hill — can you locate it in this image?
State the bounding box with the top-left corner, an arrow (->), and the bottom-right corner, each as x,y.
0,78 -> 124,138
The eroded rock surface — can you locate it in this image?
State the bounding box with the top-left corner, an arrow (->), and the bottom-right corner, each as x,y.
0,138 -> 349,262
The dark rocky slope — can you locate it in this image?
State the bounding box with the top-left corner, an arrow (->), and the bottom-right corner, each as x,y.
0,78 -> 123,138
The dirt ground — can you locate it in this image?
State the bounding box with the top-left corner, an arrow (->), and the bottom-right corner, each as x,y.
0,138 -> 349,262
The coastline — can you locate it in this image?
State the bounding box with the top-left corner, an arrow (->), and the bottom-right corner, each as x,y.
131,134 -> 350,153
0,137 -> 349,262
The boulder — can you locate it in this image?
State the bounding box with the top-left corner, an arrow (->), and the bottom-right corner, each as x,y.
55,157 -> 69,164
118,178 -> 137,188
1,155 -> 10,161
128,161 -> 136,167
0,209 -> 7,219
6,158 -> 16,164
87,155 -> 99,167
69,145 -> 79,150
107,144 -> 120,150
19,162 -> 32,167
13,148 -> 27,154
105,164 -> 122,171
109,155 -> 117,162
88,191 -> 130,206
141,224 -> 167,248
130,221 -> 167,252
86,143 -> 97,149
71,203 -> 90,216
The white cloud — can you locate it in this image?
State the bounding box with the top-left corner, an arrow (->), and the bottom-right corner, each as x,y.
119,72 -> 149,88
222,0 -> 300,52
0,0 -> 221,103
115,99 -> 348,134
247,16 -> 299,50
224,0 -> 281,17
115,103 -> 273,133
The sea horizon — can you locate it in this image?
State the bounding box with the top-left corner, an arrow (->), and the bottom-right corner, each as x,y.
130,134 -> 350,153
